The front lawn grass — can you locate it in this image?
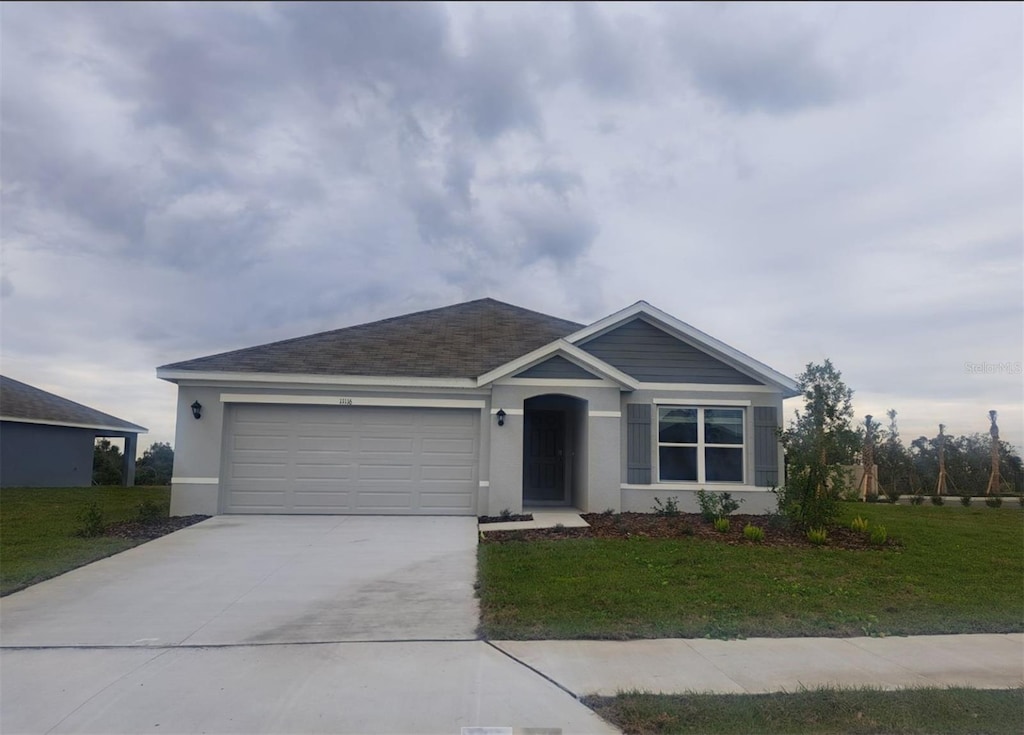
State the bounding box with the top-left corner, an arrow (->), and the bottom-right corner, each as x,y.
583,687 -> 1024,735
0,486 -> 170,596
478,503 -> 1024,639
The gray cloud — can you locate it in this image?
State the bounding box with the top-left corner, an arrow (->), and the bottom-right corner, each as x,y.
665,4 -> 841,113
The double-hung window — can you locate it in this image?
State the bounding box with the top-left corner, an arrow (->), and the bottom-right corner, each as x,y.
657,407 -> 744,483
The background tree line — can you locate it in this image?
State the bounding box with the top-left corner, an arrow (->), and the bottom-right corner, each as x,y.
93,440 -> 174,486
873,411 -> 1023,497
779,359 -> 1022,531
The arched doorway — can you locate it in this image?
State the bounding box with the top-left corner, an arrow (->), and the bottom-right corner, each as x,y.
523,394 -> 588,507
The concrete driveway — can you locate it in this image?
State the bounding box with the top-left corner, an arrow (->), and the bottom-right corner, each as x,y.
0,516 -> 615,734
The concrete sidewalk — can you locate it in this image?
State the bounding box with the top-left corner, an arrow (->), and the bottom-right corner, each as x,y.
493,633 -> 1024,697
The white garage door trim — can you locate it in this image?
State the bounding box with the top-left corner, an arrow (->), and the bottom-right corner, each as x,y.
222,404 -> 480,516
221,393 -> 486,409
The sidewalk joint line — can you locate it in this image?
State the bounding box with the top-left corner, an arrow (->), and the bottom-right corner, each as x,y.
485,640 -> 581,701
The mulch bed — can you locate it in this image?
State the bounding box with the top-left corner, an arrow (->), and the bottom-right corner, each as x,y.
104,515 -> 210,540
478,513 -> 534,523
480,512 -> 901,551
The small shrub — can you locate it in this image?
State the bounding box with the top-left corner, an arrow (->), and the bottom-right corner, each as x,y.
135,499 -> 165,525
742,524 -> 764,542
498,508 -> 513,521
554,522 -> 566,530
717,492 -> 742,516
713,517 -> 730,533
909,493 -> 924,506
959,494 -> 972,507
884,488 -> 901,504
602,508 -> 615,517
930,494 -> 944,506
864,492 -> 879,504
849,516 -> 869,533
986,496 -> 1003,508
870,525 -> 888,545
652,496 -> 681,517
696,489 -> 744,522
807,527 -> 828,545
75,502 -> 105,538
695,489 -> 717,522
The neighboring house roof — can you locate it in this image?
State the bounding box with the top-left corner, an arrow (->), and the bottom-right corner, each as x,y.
0,375 -> 147,434
158,298 -> 584,379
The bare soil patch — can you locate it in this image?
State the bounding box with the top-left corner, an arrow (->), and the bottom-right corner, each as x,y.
104,515 -> 210,540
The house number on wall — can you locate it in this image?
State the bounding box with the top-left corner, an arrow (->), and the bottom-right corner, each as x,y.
338,398 -> 353,406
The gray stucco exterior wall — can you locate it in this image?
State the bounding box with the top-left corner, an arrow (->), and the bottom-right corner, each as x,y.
0,422 -> 94,487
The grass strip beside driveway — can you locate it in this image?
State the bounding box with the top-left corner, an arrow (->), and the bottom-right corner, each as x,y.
583,687 -> 1024,735
478,504 -> 1024,639
1,486 -> 171,596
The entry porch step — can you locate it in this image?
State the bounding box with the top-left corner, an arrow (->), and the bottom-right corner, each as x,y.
478,508 -> 589,533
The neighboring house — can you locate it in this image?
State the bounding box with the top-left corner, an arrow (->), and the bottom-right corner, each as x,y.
0,375 -> 147,488
158,299 -> 799,517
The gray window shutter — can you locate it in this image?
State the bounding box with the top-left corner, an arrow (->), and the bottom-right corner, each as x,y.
627,404 -> 652,484
754,406 -> 779,487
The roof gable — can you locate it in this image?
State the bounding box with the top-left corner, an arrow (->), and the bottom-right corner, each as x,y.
569,302 -> 800,395
159,299 -> 583,380
0,376 -> 147,433
513,355 -> 602,380
578,317 -> 762,385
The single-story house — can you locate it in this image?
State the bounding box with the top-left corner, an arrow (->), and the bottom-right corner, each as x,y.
158,299 -> 799,517
0,375 -> 147,488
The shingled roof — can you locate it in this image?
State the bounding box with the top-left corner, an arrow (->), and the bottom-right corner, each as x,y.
0,376 -> 147,433
158,298 -> 585,379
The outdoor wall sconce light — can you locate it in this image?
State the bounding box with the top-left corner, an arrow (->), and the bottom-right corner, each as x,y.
191,401 -> 203,420
496,409 -> 506,427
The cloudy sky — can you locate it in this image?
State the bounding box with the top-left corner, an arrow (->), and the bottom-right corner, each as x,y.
2,2 -> 1021,454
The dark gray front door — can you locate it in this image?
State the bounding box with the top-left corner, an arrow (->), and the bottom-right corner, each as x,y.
523,410 -> 566,503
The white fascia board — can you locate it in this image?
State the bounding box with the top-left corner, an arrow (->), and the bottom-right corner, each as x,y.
0,416 -> 148,434
567,301 -> 800,397
653,398 -> 752,406
498,378 -> 618,388
475,340 -> 639,390
638,382 -> 778,393
157,369 -> 477,390
221,394 -> 486,409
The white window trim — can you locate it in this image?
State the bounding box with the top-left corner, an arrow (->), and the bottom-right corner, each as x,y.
656,406 -> 746,484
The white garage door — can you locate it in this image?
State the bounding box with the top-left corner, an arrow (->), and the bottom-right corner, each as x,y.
223,404 -> 479,515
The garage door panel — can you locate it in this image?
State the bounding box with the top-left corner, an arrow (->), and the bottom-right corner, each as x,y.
233,435 -> 290,451
295,436 -> 353,452
295,464 -> 353,479
230,489 -> 288,507
358,464 -> 414,480
356,492 -> 414,510
294,450 -> 353,464
232,463 -> 289,479
359,437 -> 414,453
225,404 -> 477,515
421,438 -> 475,454
421,465 -> 474,481
234,420 -> 292,436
